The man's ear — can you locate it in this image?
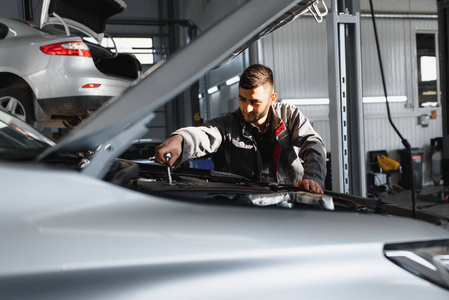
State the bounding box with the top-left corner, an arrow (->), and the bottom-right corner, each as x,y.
270,92 -> 278,104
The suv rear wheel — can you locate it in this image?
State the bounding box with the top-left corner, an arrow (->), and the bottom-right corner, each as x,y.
0,88 -> 34,123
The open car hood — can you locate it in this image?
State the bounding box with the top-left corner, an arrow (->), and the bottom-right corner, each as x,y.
40,0 -> 127,42
38,0 -> 326,179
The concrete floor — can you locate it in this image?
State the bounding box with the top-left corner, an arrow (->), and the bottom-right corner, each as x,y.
378,184 -> 449,220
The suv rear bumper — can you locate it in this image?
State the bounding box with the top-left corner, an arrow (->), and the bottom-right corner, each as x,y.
38,95 -> 112,116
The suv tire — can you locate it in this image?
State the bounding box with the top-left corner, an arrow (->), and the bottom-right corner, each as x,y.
0,88 -> 35,123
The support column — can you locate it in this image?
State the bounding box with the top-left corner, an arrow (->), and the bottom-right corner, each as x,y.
327,0 -> 366,196
437,0 -> 449,186
22,0 -> 33,21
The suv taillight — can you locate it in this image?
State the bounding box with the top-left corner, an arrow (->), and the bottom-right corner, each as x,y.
40,41 -> 91,57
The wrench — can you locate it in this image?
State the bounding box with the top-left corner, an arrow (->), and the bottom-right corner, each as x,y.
165,153 -> 173,184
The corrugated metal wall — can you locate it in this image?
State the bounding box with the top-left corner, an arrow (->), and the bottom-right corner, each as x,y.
262,18 -> 329,99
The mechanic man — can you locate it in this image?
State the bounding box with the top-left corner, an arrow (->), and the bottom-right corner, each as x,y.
154,64 -> 327,193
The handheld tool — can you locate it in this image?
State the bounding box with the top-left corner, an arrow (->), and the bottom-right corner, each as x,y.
165,153 -> 173,184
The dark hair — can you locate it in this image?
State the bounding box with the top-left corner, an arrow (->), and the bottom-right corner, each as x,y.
239,64 -> 274,89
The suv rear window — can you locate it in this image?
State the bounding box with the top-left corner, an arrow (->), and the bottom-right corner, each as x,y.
13,19 -> 68,36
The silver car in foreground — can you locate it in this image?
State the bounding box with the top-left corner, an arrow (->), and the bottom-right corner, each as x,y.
0,0 -> 140,127
1,0 -> 449,299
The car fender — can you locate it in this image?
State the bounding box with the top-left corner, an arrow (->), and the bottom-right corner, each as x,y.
0,39 -> 51,79
0,40 -> 52,98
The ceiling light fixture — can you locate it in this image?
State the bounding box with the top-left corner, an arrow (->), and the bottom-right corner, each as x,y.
207,86 -> 219,94
226,76 -> 240,86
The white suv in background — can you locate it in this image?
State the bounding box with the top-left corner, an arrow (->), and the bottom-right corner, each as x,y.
0,0 -> 140,128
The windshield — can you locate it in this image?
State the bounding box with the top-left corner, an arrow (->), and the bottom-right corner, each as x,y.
0,112 -> 55,161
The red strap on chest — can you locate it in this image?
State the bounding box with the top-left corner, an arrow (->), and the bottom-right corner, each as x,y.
272,123 -> 285,174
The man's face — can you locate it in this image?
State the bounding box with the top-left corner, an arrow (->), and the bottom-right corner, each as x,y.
238,84 -> 277,126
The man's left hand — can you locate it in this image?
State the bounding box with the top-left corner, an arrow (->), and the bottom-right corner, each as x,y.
294,179 -> 323,194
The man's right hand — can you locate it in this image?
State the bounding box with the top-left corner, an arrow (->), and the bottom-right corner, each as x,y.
294,179 -> 323,194
154,135 -> 183,167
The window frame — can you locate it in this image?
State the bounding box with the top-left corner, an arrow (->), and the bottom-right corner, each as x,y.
85,36 -> 155,65
415,30 -> 440,109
